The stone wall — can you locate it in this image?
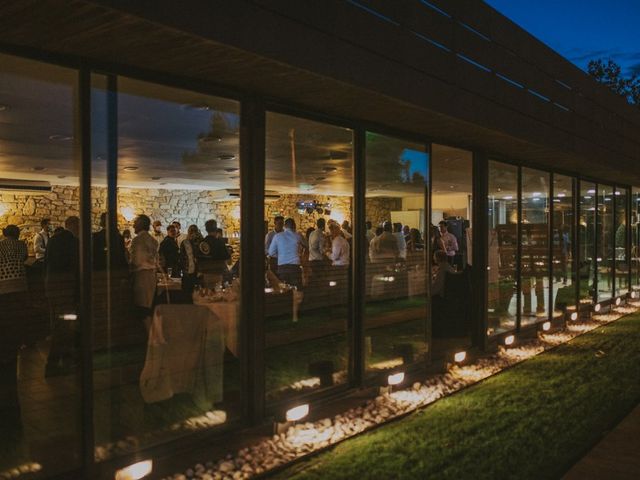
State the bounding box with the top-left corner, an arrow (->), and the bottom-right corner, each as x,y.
265,194 -> 353,235
365,197 -> 403,228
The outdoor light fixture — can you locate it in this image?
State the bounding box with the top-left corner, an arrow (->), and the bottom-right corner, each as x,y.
570,312 -> 578,321
615,297 -> 621,306
454,351 -> 466,363
542,321 -> 551,331
329,281 -> 337,287
286,404 -> 309,422
61,314 -> 77,321
594,303 -> 601,312
631,291 -> 638,299
387,372 -> 404,386
115,460 -> 152,480
504,335 -> 515,346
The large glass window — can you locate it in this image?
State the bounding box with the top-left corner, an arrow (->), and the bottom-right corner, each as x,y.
0,54 -> 81,476
520,168 -> 550,326
597,185 -> 614,302
579,181 -> 596,305
431,144 -> 473,354
487,161 -> 518,335
264,112 -> 352,402
364,134 -> 428,374
91,76 -> 241,461
614,187 -> 628,297
552,175 -> 576,319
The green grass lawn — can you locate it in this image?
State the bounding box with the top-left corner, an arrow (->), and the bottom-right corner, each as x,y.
272,313 -> 640,480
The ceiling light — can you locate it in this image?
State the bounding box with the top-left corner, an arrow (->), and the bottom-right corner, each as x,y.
502,195 -> 513,200
218,154 -> 236,161
31,166 -> 46,171
224,167 -> 239,173
557,193 -> 566,197
315,177 -> 327,181
57,175 -> 66,179
48,134 -> 73,141
123,166 -> 138,172
322,167 -> 338,173
0,104 -> 9,111
151,176 -> 161,180
587,189 -> 596,194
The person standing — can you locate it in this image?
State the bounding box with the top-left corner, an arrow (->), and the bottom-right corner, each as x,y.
159,224 -> 180,277
268,218 -> 306,289
393,223 -> 407,260
151,220 -> 165,245
439,221 -> 459,264
172,220 -> 187,247
365,221 -> 375,244
44,216 -> 80,376
130,215 -> 159,321
198,219 -> 230,288
0,225 -> 28,431
180,224 -> 203,298
370,221 -> 399,263
265,216 -> 284,272
33,218 -> 51,263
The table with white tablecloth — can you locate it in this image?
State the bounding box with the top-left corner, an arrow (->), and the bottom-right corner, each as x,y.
140,304 -> 224,409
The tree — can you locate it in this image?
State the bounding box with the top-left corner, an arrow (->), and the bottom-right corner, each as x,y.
587,59 -> 640,108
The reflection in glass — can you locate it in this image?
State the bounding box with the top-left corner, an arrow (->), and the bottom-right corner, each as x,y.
264,112 -> 352,402
614,187 -> 628,296
431,144 -> 473,355
597,185 -> 614,302
552,175 -> 576,319
579,182 -> 596,305
520,168 -> 550,326
364,133 -> 428,373
92,76 -> 241,461
487,161 -> 518,335
0,53 -> 81,475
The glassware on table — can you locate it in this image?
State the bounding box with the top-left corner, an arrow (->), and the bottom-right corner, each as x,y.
167,267 -> 173,277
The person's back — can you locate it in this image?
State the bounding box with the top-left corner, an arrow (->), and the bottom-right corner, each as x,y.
377,231 -> 399,259
270,229 -> 302,266
45,228 -> 79,305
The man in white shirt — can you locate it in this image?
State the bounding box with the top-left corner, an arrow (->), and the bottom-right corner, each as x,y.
365,221 -> 375,243
308,218 -> 326,262
268,218 -> 306,289
439,221 -> 459,263
131,214 -> 159,319
326,222 -> 350,303
33,218 -> 51,262
327,223 -> 350,266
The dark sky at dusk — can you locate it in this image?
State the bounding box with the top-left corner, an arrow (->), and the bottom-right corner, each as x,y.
485,0 -> 640,77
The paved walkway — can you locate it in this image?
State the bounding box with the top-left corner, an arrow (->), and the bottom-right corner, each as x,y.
564,404 -> 640,479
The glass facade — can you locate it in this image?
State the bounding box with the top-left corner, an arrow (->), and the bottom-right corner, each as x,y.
0,51 -> 637,479
487,160 -> 518,335
364,133 -> 428,374
264,112 -> 352,401
579,181 -> 597,306
520,168 -> 550,326
552,175 -> 576,318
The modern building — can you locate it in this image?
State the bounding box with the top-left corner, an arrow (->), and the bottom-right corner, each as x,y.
1,1 -> 639,478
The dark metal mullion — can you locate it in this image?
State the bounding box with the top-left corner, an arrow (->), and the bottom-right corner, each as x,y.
613,187 -> 617,299
425,143 -> 433,362
350,127 -> 366,386
594,184 -> 599,304
548,173 -> 554,322
472,151 -> 488,349
627,187 -> 632,296
240,98 -> 266,423
78,66 -> 95,478
573,178 -> 580,312
516,166 -> 522,331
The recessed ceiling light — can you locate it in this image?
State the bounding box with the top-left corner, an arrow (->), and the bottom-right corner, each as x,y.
218,154 -> 236,161
315,177 -> 327,181
322,167 -> 338,173
0,104 -> 9,111
230,176 -> 240,180
151,176 -> 161,180
123,166 -> 138,172
57,175 -> 66,179
224,167 -> 239,173
48,134 -> 73,141
184,103 -> 211,111
159,182 -> 167,185
31,166 -> 46,171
